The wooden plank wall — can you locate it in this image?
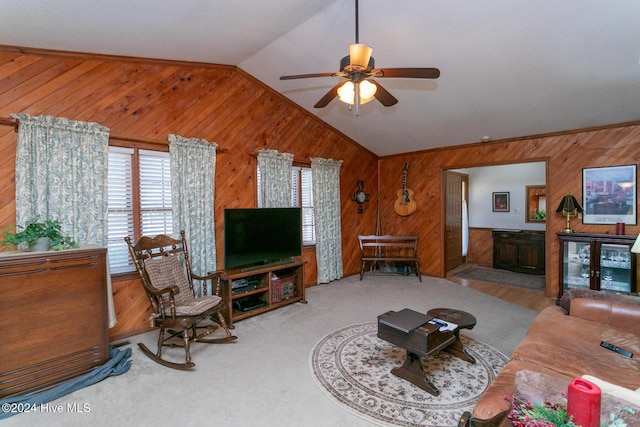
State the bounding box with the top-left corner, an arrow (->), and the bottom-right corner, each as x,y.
467,228 -> 493,267
0,46 -> 380,340
1,46 -> 639,339
378,124 -> 640,298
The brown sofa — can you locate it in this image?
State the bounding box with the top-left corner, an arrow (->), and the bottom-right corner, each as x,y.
460,289 -> 640,426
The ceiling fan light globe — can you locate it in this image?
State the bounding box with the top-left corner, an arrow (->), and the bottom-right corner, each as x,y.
337,81 -> 376,105
349,44 -> 373,71
359,80 -> 377,100
337,81 -> 355,103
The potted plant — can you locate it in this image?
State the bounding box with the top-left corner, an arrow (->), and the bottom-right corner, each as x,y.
1,216 -> 78,251
533,210 -> 547,220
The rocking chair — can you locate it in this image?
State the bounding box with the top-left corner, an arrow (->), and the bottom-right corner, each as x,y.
125,231 -> 236,370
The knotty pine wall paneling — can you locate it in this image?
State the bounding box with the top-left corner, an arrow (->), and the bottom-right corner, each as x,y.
378,124 -> 640,298
2,46 -> 639,336
0,46 -> 380,341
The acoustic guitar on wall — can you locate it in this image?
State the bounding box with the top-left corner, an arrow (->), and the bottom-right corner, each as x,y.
394,163 -> 417,216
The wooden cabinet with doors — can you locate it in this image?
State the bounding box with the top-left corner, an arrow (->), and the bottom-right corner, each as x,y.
492,229 -> 545,274
558,232 -> 637,298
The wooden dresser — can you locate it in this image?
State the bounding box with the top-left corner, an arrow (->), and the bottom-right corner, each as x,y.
0,246 -> 109,397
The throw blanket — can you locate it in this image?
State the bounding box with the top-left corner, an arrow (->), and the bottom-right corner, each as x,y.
0,346 -> 132,420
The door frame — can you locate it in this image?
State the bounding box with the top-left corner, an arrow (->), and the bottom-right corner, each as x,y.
440,159 -> 551,285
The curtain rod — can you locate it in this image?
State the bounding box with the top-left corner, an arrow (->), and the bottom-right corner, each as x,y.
0,117 -> 227,152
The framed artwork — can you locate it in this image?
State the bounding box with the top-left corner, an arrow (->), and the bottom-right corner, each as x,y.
492,192 -> 510,212
583,164 -> 637,225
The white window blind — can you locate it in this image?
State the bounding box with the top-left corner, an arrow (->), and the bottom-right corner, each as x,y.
139,149 -> 172,237
107,147 -> 172,273
298,167 -> 315,245
107,147 -> 134,273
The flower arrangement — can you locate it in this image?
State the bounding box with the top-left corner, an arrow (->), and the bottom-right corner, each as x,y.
1,216 -> 78,251
505,395 -> 635,427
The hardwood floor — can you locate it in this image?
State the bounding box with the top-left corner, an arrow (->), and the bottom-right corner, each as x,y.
446,264 -> 557,312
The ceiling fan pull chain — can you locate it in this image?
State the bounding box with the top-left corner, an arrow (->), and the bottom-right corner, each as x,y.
354,80 -> 361,116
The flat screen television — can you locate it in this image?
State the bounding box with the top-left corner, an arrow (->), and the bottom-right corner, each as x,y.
224,207 -> 302,270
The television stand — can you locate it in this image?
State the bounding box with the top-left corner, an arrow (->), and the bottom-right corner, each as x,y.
223,258 -> 306,326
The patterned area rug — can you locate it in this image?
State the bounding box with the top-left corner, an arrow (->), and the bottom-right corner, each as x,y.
451,266 -> 545,290
309,322 -> 508,427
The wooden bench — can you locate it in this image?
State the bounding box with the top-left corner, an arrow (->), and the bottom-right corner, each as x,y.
358,235 -> 421,281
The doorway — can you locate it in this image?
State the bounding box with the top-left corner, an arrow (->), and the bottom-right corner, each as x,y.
444,161 -> 547,274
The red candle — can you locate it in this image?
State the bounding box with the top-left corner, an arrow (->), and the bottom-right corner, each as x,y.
567,378 -> 601,427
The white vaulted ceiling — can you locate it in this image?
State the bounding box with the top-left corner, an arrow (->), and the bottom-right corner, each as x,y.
1,0 -> 639,156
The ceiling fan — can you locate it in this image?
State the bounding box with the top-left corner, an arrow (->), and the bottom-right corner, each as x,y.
279,0 -> 440,114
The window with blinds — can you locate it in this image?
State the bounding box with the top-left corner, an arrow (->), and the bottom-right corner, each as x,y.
107,147 -> 172,273
256,165 -> 315,245
292,166 -> 316,245
139,150 -> 172,236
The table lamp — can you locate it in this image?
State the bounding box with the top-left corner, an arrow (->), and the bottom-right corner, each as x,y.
556,194 -> 583,233
631,234 -> 640,254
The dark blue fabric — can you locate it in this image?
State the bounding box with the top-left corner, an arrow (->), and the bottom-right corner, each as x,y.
0,346 -> 132,420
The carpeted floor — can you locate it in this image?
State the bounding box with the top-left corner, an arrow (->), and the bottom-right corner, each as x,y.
310,322 -> 509,427
2,274 -> 537,427
451,265 -> 545,290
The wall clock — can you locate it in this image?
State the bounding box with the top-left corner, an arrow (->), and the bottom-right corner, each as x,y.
352,180 -> 369,213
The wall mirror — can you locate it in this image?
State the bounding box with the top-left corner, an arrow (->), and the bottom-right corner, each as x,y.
526,185 -> 546,222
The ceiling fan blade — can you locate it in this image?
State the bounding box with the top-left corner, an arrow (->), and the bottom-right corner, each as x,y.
373,68 -> 441,79
313,83 -> 342,108
369,80 -> 398,107
280,72 -> 335,80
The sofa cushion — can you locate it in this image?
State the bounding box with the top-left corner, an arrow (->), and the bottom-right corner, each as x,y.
512,332 -> 639,390
560,288 -> 640,314
526,306 -> 640,361
571,298 -> 640,335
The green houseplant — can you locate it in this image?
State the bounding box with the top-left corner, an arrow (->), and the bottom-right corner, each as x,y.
2,216 -> 78,251
533,210 -> 547,220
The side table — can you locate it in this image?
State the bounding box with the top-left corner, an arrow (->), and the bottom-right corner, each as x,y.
427,307 -> 477,364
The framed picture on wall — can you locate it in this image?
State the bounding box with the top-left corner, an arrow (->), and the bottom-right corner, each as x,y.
492,192 -> 510,212
583,164 -> 637,225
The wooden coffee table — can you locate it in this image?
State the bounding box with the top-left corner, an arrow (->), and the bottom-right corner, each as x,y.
377,308 -> 476,396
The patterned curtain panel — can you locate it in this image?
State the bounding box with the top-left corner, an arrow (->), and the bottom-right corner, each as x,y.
257,149 -> 293,207
12,113 -> 116,326
311,157 -> 344,284
169,134 -> 217,296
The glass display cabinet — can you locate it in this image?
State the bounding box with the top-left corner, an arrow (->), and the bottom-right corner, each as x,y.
557,232 -> 637,298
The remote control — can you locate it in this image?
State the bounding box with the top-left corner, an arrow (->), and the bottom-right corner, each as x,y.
428,318 -> 457,332
600,341 -> 633,358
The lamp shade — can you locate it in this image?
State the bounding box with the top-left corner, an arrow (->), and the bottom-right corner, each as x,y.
631,234 -> 640,254
349,44 -> 373,70
556,194 -> 584,214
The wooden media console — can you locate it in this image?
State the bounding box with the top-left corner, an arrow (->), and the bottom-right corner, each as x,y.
222,258 -> 306,327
